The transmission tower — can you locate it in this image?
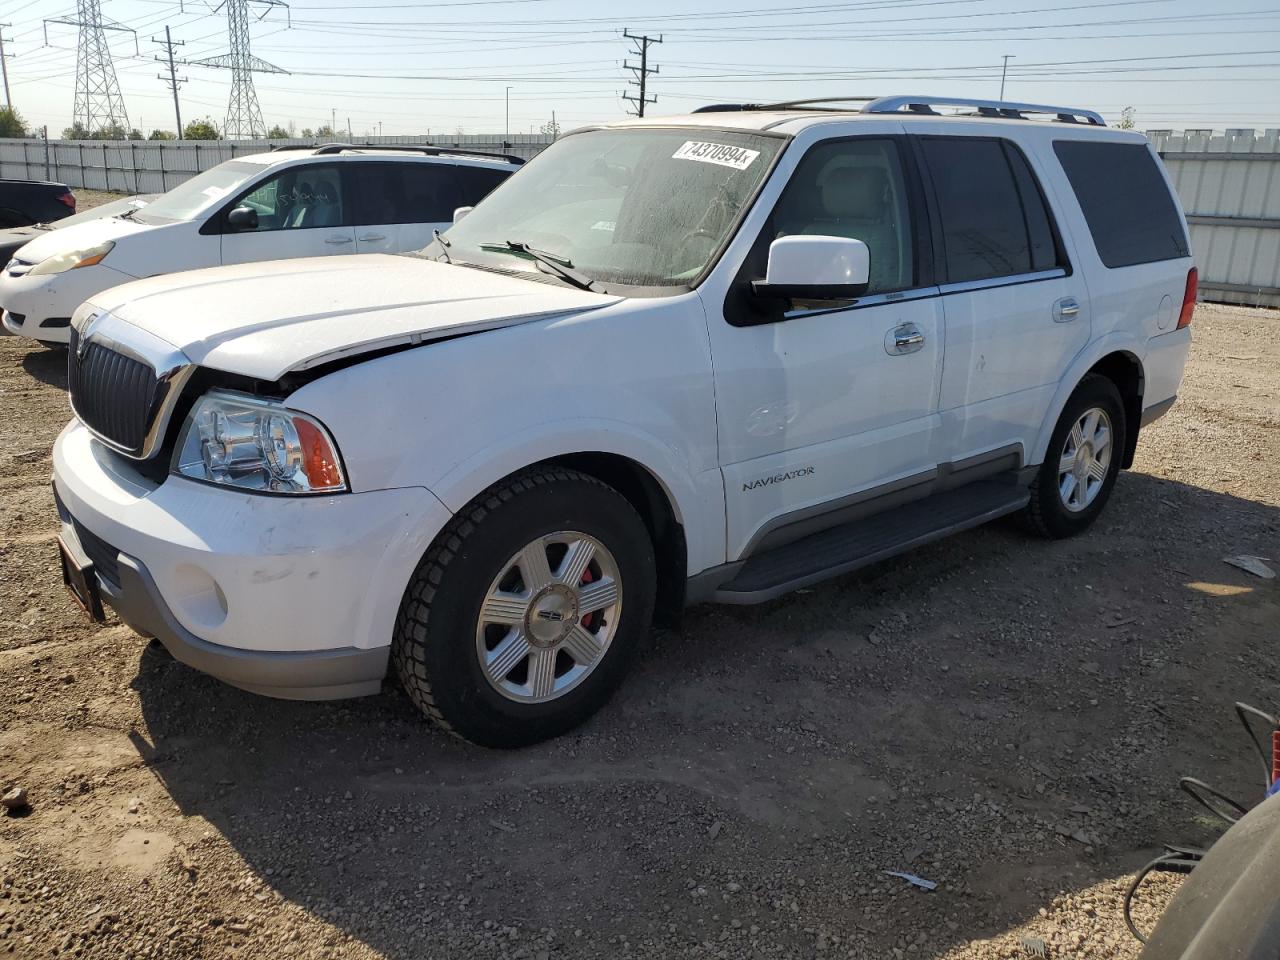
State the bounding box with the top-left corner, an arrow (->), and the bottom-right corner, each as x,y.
192,0 -> 289,139
621,29 -> 661,118
44,1 -> 136,137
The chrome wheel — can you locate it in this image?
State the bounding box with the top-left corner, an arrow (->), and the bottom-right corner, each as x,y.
475,531 -> 622,704
1058,406 -> 1113,513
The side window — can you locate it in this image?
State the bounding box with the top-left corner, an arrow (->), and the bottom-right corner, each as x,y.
920,138 -> 1064,284
1054,140 -> 1190,268
453,165 -> 512,206
1005,147 -> 1063,273
768,139 -> 914,294
234,164 -> 345,231
349,163 -> 402,226
398,163 -> 464,222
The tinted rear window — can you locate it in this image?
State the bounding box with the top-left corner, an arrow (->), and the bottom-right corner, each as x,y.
1053,140 -> 1189,268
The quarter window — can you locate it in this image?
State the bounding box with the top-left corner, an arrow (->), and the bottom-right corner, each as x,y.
769,138 -> 915,294
919,138 -> 1063,284
1054,140 -> 1190,268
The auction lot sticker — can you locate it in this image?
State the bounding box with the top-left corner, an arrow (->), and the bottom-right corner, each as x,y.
672,141 -> 760,170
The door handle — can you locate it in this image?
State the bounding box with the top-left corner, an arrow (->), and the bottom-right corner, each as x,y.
1054,297 -> 1081,322
885,323 -> 926,356
358,234 -> 386,242
325,236 -> 353,245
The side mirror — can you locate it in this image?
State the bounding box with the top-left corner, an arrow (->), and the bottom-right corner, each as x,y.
453,206 -> 474,224
226,206 -> 259,231
752,235 -> 870,300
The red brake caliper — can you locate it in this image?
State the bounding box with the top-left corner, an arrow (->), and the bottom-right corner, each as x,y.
580,567 -> 595,629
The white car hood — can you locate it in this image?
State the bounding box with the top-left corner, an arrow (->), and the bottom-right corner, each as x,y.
14,216 -> 153,265
89,254 -> 621,380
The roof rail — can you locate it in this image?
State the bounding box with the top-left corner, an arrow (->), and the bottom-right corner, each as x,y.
269,142 -> 525,164
862,96 -> 1105,126
693,97 -> 874,114
690,95 -> 1105,126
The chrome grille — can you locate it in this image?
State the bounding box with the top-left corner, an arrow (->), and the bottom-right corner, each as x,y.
68,326 -> 168,457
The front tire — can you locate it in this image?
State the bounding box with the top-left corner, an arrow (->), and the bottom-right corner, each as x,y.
393,466 -> 656,748
1024,374 -> 1127,539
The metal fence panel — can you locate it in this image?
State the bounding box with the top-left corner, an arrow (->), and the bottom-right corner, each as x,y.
0,135 -> 556,194
1153,129 -> 1280,307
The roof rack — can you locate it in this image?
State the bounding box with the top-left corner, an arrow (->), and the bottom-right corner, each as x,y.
692,95 -> 1104,126
267,142 -> 525,164
863,96 -> 1105,126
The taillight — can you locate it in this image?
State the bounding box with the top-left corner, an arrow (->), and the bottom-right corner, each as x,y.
1176,267 -> 1197,329
57,191 -> 76,211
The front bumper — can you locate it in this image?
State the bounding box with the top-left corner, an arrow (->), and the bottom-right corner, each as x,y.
0,263 -> 136,344
52,420 -> 451,700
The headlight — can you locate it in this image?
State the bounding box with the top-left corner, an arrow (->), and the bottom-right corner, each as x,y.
28,241 -> 115,276
174,391 -> 347,494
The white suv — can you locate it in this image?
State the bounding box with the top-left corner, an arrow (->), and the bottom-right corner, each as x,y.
50,97 -> 1195,747
1,144 -> 519,345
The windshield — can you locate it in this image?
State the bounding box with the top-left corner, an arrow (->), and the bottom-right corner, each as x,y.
437,128 -> 784,289
134,160 -> 265,224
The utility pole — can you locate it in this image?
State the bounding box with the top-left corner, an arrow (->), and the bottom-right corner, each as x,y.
999,54 -> 1014,100
622,29 -> 661,118
0,25 -> 12,110
153,25 -> 185,138
505,85 -> 512,141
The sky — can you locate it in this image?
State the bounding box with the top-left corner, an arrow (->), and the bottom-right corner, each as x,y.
4,0 -> 1280,138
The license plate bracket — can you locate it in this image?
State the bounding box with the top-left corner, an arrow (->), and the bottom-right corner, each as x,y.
59,534 -> 105,622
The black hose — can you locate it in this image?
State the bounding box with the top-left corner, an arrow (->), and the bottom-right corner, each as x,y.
1124,850 -> 1204,944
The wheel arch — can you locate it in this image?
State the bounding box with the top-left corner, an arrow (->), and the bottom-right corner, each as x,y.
1086,351 -> 1145,468
428,425 -> 710,627
544,452 -> 687,627
1032,337 -> 1147,468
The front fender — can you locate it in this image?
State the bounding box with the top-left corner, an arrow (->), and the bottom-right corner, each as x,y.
1030,331 -> 1146,466
429,418 -> 726,578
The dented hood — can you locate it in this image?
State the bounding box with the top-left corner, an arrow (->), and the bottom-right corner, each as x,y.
88,254 -> 620,380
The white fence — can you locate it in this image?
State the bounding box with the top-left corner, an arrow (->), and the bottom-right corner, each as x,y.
1150,129 -> 1280,309
0,134 -> 557,195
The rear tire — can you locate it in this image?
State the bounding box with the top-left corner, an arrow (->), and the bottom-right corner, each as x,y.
393,466 -> 656,748
1024,374 -> 1127,539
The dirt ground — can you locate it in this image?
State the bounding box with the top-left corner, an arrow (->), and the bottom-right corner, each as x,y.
1,190 -> 1278,960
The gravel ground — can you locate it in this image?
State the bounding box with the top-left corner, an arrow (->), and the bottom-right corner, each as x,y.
1,262 -> 1278,957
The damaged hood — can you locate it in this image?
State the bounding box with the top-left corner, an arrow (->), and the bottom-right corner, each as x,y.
86,254 -> 620,380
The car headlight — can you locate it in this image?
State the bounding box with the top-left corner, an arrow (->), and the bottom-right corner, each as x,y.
174,391 -> 347,494
27,241 -> 115,276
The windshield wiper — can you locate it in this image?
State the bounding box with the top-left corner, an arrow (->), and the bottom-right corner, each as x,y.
478,240 -> 596,292
432,229 -> 452,263
116,207 -> 140,221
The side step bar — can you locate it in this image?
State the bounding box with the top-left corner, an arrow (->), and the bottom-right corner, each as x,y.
714,479 -> 1030,604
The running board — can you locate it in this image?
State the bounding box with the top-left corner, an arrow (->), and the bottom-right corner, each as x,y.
714,479 -> 1030,604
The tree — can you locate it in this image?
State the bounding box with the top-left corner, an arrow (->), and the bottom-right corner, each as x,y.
148,129 -> 175,140
266,124 -> 289,139
0,107 -> 26,138
62,121 -> 89,140
299,127 -> 313,138
1118,106 -> 1136,130
313,124 -> 335,139
128,128 -> 144,141
540,118 -> 560,139
183,118 -> 220,140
